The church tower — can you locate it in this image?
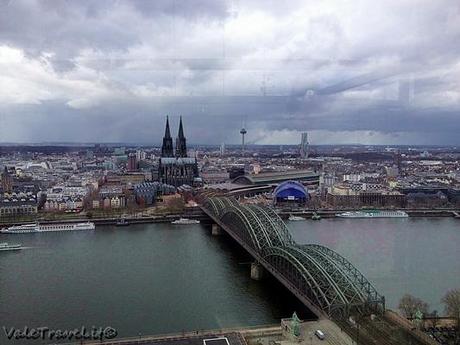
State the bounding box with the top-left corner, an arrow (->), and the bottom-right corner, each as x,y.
161,116 -> 174,157
1,166 -> 13,193
175,116 -> 187,158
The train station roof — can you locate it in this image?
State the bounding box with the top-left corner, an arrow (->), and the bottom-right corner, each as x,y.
232,170 -> 319,186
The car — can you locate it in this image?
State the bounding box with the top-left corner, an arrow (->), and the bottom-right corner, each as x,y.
315,329 -> 325,340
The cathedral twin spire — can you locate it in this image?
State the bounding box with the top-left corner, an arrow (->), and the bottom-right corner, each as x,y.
161,116 -> 174,157
175,116 -> 187,158
161,116 -> 187,158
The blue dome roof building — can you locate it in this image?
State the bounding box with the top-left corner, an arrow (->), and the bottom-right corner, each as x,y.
273,180 -> 309,206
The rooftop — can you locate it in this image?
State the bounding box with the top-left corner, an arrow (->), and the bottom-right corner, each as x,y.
232,170 -> 319,185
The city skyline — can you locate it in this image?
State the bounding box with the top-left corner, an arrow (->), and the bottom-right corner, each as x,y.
0,0 -> 459,145
2,2 -> 460,344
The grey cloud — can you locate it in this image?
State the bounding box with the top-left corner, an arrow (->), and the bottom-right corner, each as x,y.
0,0 -> 139,61
0,0 -> 460,144
1,92 -> 459,144
129,0 -> 228,19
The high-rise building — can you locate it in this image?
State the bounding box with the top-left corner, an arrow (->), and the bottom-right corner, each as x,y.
127,154 -> 138,171
158,116 -> 199,187
220,142 -> 226,156
135,150 -> 146,161
300,132 -> 309,158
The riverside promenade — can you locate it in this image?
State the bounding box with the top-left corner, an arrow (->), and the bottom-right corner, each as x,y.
61,321 -> 355,345
61,325 -> 279,345
62,315 -> 437,345
1,205 -> 460,227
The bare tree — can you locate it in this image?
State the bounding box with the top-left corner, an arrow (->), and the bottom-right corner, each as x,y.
398,294 -> 429,319
429,310 -> 439,328
165,197 -> 185,213
441,289 -> 460,341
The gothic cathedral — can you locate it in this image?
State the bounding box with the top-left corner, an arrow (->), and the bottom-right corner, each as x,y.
158,116 -> 199,187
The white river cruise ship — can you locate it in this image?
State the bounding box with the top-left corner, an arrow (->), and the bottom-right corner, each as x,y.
0,222 -> 96,234
0,242 -> 22,251
336,210 -> 409,218
171,218 -> 200,225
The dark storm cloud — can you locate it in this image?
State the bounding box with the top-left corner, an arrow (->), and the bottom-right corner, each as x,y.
316,72 -> 399,96
0,0 -> 459,144
129,0 -> 228,19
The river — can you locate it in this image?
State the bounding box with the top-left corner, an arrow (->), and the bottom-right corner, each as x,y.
0,217 -> 458,343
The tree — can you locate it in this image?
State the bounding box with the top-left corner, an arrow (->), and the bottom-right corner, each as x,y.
398,294 -> 429,319
441,289 -> 460,341
165,197 -> 185,212
442,289 -> 460,318
429,310 -> 439,328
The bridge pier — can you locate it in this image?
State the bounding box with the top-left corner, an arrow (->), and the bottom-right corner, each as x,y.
211,223 -> 223,236
250,262 -> 264,280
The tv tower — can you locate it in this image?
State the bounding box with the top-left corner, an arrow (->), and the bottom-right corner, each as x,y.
240,124 -> 247,153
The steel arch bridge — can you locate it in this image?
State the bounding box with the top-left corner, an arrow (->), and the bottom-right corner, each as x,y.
203,197 -> 385,319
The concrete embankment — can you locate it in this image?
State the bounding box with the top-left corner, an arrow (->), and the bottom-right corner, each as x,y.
0,207 -> 210,227
2,206 -> 459,227
61,324 -> 281,345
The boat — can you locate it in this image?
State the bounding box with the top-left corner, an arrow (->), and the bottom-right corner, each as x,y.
171,218 -> 200,225
288,215 -> 305,221
311,212 -> 321,220
0,222 -> 96,234
0,242 -> 22,251
336,210 -> 409,218
116,218 -> 130,226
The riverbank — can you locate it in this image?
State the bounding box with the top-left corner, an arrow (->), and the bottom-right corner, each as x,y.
62,314 -> 433,345
278,208 -> 460,219
0,207 -> 209,227
61,323 -> 282,345
1,206 -> 459,227
0,215 -> 210,228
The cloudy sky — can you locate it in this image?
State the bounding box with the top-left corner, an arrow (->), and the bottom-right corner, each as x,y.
0,0 -> 459,145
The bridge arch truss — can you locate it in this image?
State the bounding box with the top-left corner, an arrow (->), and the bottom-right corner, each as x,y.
203,197 -> 385,319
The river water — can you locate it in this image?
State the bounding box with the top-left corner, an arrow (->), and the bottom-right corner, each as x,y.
0,218 -> 458,343
289,217 -> 460,313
